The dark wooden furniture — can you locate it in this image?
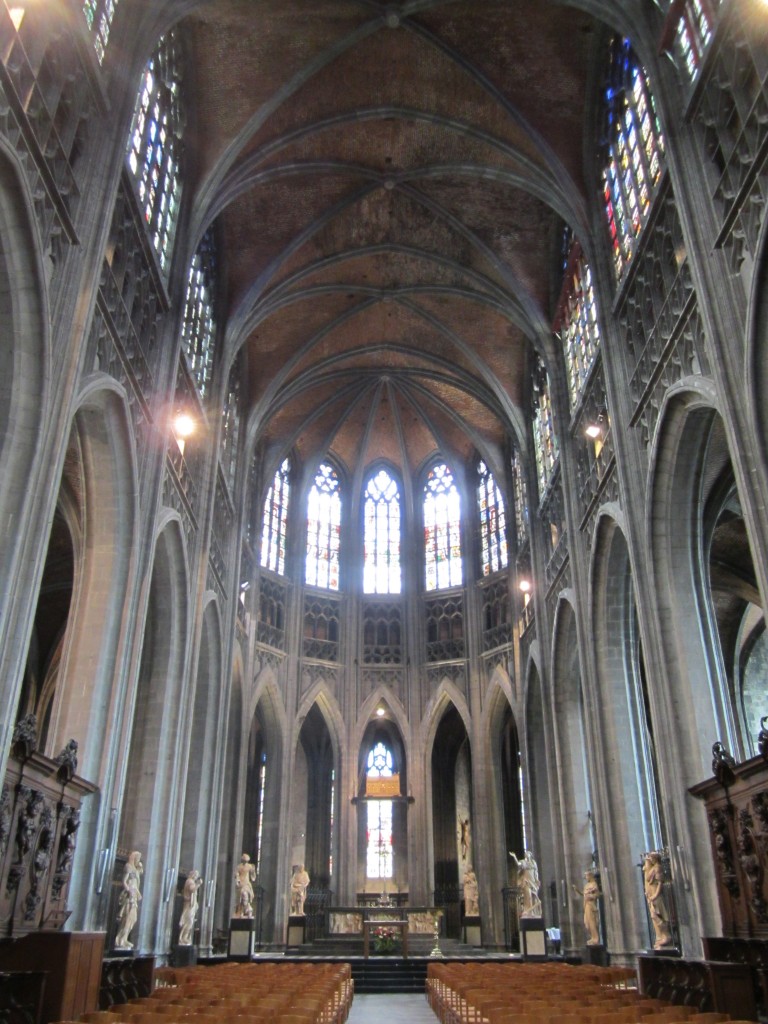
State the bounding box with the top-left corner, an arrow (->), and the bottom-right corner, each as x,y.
638,953 -> 757,1020
0,931 -> 104,1024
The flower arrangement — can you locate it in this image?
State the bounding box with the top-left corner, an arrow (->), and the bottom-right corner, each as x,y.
373,925 -> 401,953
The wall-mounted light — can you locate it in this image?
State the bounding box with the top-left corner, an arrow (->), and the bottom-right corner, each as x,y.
376,706 -> 386,718
519,579 -> 531,594
585,421 -> 602,439
172,411 -> 196,456
9,7 -> 25,30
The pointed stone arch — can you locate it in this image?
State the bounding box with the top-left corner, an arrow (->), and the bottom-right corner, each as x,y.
647,382 -> 753,945
180,597 -> 223,896
118,514 -> 189,951
550,592 -> 592,953
0,146 -> 50,772
590,507 -> 660,952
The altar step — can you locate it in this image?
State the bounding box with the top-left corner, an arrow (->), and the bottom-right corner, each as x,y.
350,958 -> 428,994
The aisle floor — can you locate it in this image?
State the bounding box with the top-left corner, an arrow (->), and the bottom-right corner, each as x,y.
346,993 -> 435,1023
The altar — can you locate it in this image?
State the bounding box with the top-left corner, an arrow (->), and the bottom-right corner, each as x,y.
362,918 -> 409,959
327,905 -> 440,939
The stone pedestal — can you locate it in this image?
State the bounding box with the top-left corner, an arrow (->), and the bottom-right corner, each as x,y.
462,915 -> 481,946
286,915 -> 306,948
520,917 -> 546,959
228,918 -> 254,960
585,943 -> 608,966
172,944 -> 197,967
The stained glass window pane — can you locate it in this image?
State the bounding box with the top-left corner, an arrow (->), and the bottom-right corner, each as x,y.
477,461 -> 508,576
533,365 -> 558,497
366,742 -> 394,879
424,463 -> 463,592
83,0 -> 117,63
364,468 -> 401,594
306,463 -> 341,591
511,450 -> 528,548
559,246 -> 601,409
261,458 -> 290,575
602,38 -> 664,281
180,231 -> 216,397
126,33 -> 183,279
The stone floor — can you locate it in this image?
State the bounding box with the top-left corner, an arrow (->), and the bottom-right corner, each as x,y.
347,993 -> 436,1023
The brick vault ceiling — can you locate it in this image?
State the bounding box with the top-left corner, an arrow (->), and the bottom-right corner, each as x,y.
182,0 -> 597,480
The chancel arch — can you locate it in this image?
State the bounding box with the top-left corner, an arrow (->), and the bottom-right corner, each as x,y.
429,701 -> 471,939
356,715 -> 407,901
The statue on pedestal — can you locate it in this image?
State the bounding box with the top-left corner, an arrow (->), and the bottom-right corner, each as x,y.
234,853 -> 256,918
509,849 -> 542,917
289,863 -> 310,915
463,865 -> 479,917
643,851 -> 673,949
458,818 -> 471,861
115,851 -> 143,950
572,869 -> 601,945
178,869 -> 203,945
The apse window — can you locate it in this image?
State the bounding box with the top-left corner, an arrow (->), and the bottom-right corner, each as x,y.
366,742 -> 394,879
363,468 -> 401,594
424,463 -> 463,591
477,460 -> 508,576
261,458 -> 291,575
306,463 -> 342,591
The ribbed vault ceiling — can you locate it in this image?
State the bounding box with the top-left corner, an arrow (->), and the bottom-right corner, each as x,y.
183,0 -> 598,480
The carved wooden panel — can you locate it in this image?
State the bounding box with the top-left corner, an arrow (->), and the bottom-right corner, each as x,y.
0,719 -> 96,938
690,753 -> 768,939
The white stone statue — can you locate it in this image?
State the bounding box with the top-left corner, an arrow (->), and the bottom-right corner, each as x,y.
509,849 -> 542,918
463,865 -> 479,917
115,850 -> 143,949
289,863 -> 310,915
178,869 -> 203,945
643,851 -> 672,949
234,852 -> 256,918
572,869 -> 601,945
458,817 -> 471,861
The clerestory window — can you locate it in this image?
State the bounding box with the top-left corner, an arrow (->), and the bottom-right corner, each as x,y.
424,463 -> 463,592
601,37 -> 665,281
261,458 -> 291,576
82,0 -> 117,63
477,461 -> 508,576
363,468 -> 401,595
126,32 -> 184,277
306,463 -> 341,591
180,231 -> 216,398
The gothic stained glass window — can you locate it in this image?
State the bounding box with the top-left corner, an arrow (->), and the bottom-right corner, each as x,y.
556,241 -> 601,409
532,363 -> 558,498
477,461 -> 508,576
221,355 -> 241,492
82,0 -> 116,63
424,463 -> 463,592
261,458 -> 291,576
126,32 -> 183,277
511,449 -> 529,549
366,742 -> 394,879
363,468 -> 401,595
180,232 -> 216,397
661,0 -> 717,81
306,463 -> 341,591
601,37 -> 665,280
